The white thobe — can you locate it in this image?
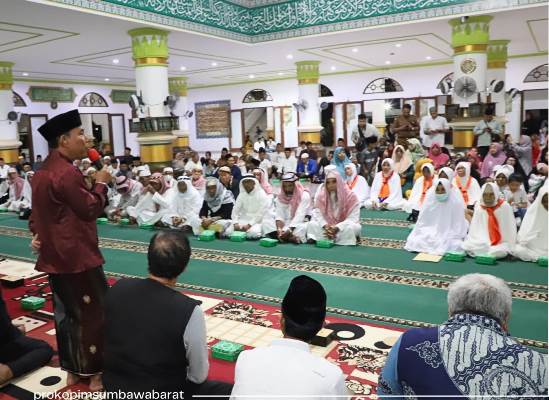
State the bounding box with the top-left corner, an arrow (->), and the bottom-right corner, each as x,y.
420,115 -> 449,147
275,191 -> 311,242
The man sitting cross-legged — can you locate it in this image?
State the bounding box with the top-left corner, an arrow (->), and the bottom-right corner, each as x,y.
274,172 -> 311,244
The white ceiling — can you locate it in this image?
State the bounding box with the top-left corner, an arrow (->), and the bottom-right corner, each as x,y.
0,0 -> 546,88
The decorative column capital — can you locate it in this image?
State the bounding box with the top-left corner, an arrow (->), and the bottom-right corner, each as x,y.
0,62 -> 14,90
295,61 -> 320,85
128,28 -> 169,67
487,39 -> 510,69
168,76 -> 188,96
449,16 -> 493,54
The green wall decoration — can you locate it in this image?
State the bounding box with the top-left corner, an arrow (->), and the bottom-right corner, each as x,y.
49,0 -> 546,43
27,86 -> 76,102
110,89 -> 135,103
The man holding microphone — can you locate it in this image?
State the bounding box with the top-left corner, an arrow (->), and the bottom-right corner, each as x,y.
30,109 -> 112,391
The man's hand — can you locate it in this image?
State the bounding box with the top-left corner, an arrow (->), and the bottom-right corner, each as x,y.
146,185 -> 157,194
234,223 -> 241,231
95,169 -> 112,184
172,216 -> 182,226
0,363 -> 14,385
30,234 -> 41,254
201,218 -> 212,229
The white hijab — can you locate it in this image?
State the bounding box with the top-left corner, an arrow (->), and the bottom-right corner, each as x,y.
344,163 -> 369,204
453,161 -> 481,206
405,178 -> 469,255
512,182 -> 548,261
370,158 -> 404,207
462,182 -> 517,255
405,163 -> 435,212
170,177 -> 203,217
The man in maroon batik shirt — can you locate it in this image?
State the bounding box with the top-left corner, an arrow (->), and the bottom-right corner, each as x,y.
29,109 -> 111,391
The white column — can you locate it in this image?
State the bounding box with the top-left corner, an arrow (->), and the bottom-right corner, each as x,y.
168,77 -> 190,147
295,61 -> 322,144
135,66 -> 169,118
0,62 -> 21,163
487,40 -> 510,118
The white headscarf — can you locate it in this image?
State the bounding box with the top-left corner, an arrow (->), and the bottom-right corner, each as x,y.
512,181 -> 548,261
344,163 -> 370,204
438,167 -> 454,182
170,177 -> 203,217
204,177 -> 234,213
405,178 -> 469,255
232,176 -> 271,223
453,161 -> 481,206
462,183 -> 517,257
369,158 -> 404,208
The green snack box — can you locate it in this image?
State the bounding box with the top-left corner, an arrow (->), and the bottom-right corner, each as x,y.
475,254 -> 497,265
443,251 -> 466,262
211,340 -> 244,362
537,256 -> 548,267
0,207 -> 8,213
230,232 -> 247,242
316,239 -> 335,248
119,218 -> 130,225
139,223 -> 155,230
96,217 -> 108,225
21,296 -> 46,311
198,230 -> 216,241
260,238 -> 278,247
271,179 -> 281,185
299,178 -> 308,183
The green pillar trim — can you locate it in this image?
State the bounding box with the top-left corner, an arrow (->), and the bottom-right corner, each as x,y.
128,28 -> 169,62
449,16 -> 493,48
0,62 -> 14,88
295,61 -> 320,84
487,40 -> 510,62
169,76 -> 188,96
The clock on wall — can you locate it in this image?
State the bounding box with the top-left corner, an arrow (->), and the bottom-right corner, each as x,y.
460,58 -> 477,74
454,76 -> 478,98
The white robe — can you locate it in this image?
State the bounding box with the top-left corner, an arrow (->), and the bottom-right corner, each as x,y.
308,192 -> 361,246
106,181 -> 144,219
405,178 -> 469,255
462,183 -> 517,258
366,171 -> 404,210
127,191 -> 171,226
453,162 -> 481,206
345,164 -> 369,206
511,182 -> 548,261
0,179 -> 27,212
161,184 -> 203,234
275,190 -> 311,242
226,179 -> 276,239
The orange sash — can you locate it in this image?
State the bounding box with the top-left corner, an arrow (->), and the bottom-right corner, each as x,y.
379,172 -> 392,200
456,176 -> 472,204
419,177 -> 433,206
481,199 -> 504,245
348,176 -> 359,190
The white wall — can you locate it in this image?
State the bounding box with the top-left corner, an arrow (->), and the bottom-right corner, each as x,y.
186,55 -> 547,151
12,82 -> 135,159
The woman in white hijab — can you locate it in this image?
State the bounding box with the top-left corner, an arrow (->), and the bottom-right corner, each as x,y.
366,158 -> 404,210
511,182 -> 548,261
344,163 -> 369,206
405,178 -> 469,255
226,175 -> 276,239
493,164 -> 514,197
453,161 -> 481,207
403,163 -> 435,217
461,182 -> 517,258
161,176 -> 203,234
438,167 -> 462,200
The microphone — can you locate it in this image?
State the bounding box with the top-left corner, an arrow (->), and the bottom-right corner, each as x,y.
88,148 -> 103,170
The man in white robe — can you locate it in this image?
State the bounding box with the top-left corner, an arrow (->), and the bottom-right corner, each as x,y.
308,171 -> 361,246
366,158 -> 405,210
511,182 -> 547,261
226,175 -> 276,239
405,178 -> 469,255
275,173 -> 311,244
0,168 -> 26,212
344,163 -> 369,206
462,182 -> 517,258
162,167 -> 175,189
127,173 -> 171,226
161,176 -> 203,234
106,175 -> 143,221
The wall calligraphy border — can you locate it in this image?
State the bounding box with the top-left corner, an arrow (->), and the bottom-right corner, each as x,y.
47,0 -> 547,43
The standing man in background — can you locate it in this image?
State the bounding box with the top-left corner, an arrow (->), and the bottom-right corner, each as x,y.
474,108 -> 502,159
29,109 -> 112,391
392,104 -> 419,149
420,107 -> 450,148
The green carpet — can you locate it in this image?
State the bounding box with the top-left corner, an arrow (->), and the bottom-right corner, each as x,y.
0,210 -> 546,348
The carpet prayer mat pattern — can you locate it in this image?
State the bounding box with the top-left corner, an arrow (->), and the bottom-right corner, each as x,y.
0,261 -> 404,398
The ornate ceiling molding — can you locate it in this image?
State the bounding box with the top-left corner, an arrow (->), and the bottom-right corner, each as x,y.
45,0 -> 547,43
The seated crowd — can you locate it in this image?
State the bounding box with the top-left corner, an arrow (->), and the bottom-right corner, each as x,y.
1,108 -> 547,258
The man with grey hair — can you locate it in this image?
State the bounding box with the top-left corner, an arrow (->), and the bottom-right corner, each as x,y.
420,106 -> 449,148
378,273 -> 547,398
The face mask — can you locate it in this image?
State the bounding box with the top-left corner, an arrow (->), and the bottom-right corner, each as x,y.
164,175 -> 173,183
435,193 -> 449,202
